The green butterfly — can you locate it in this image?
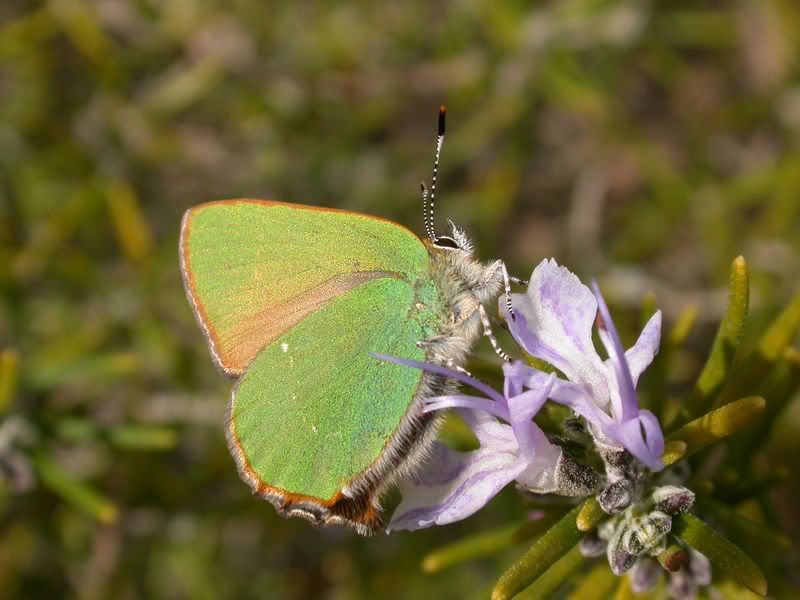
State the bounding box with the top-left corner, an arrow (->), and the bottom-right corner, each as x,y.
180,108 -> 516,534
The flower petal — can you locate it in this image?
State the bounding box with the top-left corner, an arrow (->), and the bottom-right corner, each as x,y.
509,361 -> 615,432
505,375 -> 555,461
422,395 -> 509,420
371,353 -> 505,403
388,439 -> 526,531
625,310 -> 662,386
505,259 -> 610,406
514,428 -> 563,493
605,410 -> 665,472
592,281 -> 639,422
458,408 -> 517,448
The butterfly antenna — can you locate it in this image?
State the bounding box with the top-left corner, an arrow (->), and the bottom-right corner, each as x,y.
420,181 -> 432,240
423,105 -> 446,241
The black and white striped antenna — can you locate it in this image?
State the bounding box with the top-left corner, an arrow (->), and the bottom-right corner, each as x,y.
421,105 -> 446,241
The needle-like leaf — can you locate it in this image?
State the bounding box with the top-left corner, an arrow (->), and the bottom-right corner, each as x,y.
515,546 -> 584,599
0,348 -> 20,415
566,562 -> 617,600
662,440 -> 687,466
421,524 -> 519,574
492,500 -> 602,600
698,497 -> 792,555
673,514 -> 767,596
727,348 -> 800,469
666,396 -> 765,461
33,454 -> 118,524
109,424 -> 179,450
714,292 -> 800,409
687,257 -> 749,417
669,303 -> 699,347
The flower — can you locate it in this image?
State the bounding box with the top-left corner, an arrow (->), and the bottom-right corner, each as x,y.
503,259 -> 665,471
371,354 -> 576,531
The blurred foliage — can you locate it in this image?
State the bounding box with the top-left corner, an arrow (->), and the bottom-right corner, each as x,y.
1,0 -> 799,598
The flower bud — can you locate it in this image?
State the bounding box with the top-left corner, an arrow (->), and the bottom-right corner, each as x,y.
652,485 -> 695,515
607,523 -> 637,575
555,453 -> 599,496
598,479 -> 633,514
623,511 -> 672,556
630,558 -> 661,594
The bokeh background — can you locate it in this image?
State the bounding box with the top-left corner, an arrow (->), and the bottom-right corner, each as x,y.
1,1 -> 799,598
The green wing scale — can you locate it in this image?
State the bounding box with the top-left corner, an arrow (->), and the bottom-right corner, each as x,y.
180,199 -> 443,532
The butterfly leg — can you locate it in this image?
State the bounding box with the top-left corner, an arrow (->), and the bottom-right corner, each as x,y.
478,304 -> 511,362
479,260 -> 526,321
501,265 -> 516,321
444,361 -> 475,378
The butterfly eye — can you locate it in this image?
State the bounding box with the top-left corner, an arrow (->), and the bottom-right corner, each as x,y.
433,236 -> 461,250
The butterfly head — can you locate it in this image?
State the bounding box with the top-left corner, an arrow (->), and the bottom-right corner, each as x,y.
431,220 -> 474,255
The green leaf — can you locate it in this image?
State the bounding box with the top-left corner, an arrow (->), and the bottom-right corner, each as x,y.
669,303 -> 699,348
511,510 -> 568,543
613,577 -> 636,600
106,179 -> 154,265
108,425 -> 178,451
697,497 -> 792,555
524,354 -> 559,375
26,351 -> 140,392
727,347 -> 800,469
688,256 -> 749,417
662,440 -> 687,466
515,546 -> 584,599
491,500 -> 601,600
649,303 -> 698,421
673,514 -> 767,596
33,454 -> 118,524
56,418 -> 99,442
716,468 -> 789,504
566,562 -> 617,600
55,420 -> 179,451
0,348 -> 20,415
421,524 -> 518,574
714,291 -> 800,409
666,396 -> 765,461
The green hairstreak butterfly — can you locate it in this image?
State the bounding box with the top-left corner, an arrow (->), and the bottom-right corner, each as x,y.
180,107 -> 519,534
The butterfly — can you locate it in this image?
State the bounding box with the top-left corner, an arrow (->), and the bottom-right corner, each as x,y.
179,107 -> 521,534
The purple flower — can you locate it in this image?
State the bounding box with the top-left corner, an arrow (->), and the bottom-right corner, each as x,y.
371,354 -> 565,531
503,259 -> 665,471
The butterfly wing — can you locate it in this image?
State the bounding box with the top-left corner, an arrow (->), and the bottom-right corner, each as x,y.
230,275 -> 443,533
180,199 -> 430,376
180,199 -> 442,532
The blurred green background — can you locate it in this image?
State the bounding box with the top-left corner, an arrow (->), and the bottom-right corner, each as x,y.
1,1 -> 799,598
